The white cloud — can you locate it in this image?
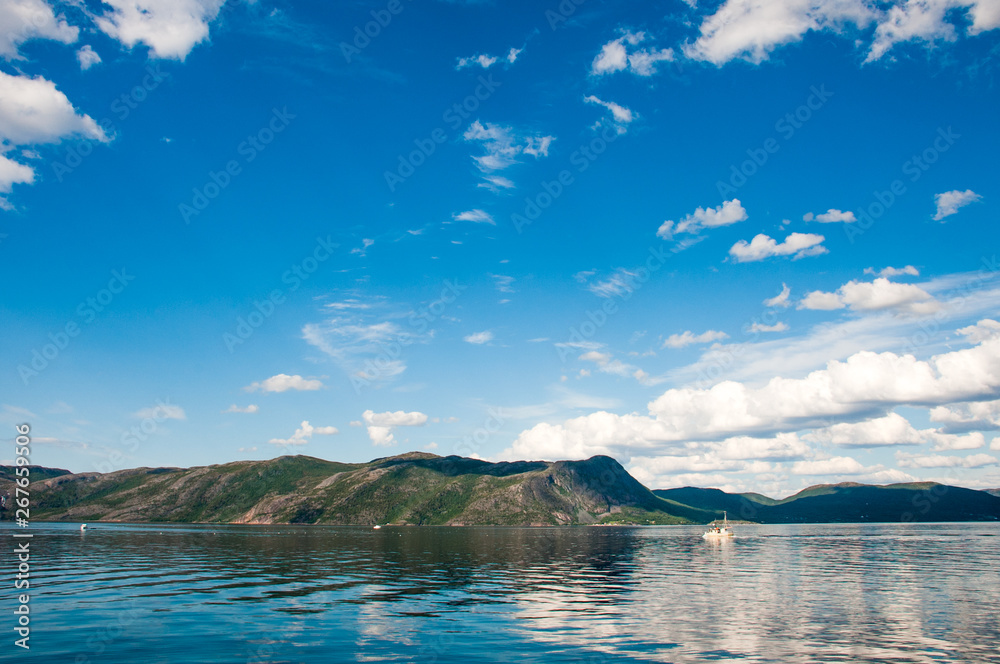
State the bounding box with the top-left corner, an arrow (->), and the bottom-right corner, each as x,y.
464,330 -> 494,344
748,321 -> 789,333
96,0 -> 225,61
133,403 -> 186,420
490,274 -> 514,294
76,44 -> 101,70
896,451 -> 997,469
453,209 -> 495,224
958,319 -> 1000,344
685,0 -> 874,65
585,268 -> 639,298
0,71 -> 109,146
657,199 -> 748,239
684,0 -> 1000,66
362,409 -> 428,446
810,208 -> 857,223
798,278 -> 939,315
244,374 -> 324,393
591,31 -> 674,76
463,120 -> 554,183
867,1 -> 1000,62
799,290 -> 846,310
504,328 -> 1000,464
478,175 -> 515,191
268,420 -> 339,446
583,95 -> 634,133
663,330 -> 729,349
791,455 -> 868,475
223,404 -> 259,414
456,46 -> 522,70
933,189 -> 981,221
865,265 -> 919,278
0,70 -> 111,205
930,399 -> 1000,433
803,411 -> 982,450
0,0 -> 78,60
729,232 -> 826,262
457,53 -> 497,69
764,283 -> 791,308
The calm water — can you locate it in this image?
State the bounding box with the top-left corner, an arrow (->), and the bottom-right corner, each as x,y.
3,522 -> 998,663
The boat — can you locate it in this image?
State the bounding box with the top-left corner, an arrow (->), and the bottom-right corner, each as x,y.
80,524 -> 87,531
372,524 -> 382,530
702,511 -> 734,539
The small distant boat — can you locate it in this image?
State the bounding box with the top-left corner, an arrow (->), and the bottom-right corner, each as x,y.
80,524 -> 87,531
372,524 -> 382,530
702,511 -> 734,539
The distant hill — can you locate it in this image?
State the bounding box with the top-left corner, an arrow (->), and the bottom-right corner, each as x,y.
0,453 -> 712,526
986,488 -> 1000,498
656,482 -> 1000,523
0,465 -> 72,483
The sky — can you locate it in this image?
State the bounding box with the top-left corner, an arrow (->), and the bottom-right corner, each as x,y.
1,0 -> 999,498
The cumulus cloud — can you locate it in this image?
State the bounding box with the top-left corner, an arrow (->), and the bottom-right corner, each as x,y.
223,404 -> 259,414
798,278 -> 939,315
764,283 -> 791,308
453,209 -> 495,224
583,95 -> 635,133
76,44 -> 102,70
503,327 -> 1000,463
657,199 -> 748,239
362,409 -> 428,446
933,189 -> 981,221
868,1 -> 1000,62
663,330 -> 729,349
685,0 -> 874,65
865,265 -> 919,278
729,232 -> 826,262
0,70 -> 112,205
0,0 -> 78,59
804,411 -> 983,449
896,452 -> 997,469
96,0 -> 225,61
268,420 -> 339,446
684,0 -> 1000,66
244,374 -> 324,393
807,208 -> 856,223
0,71 -> 110,146
748,321 -> 789,333
930,399 -> 1000,433
591,30 -> 674,76
464,330 -> 494,344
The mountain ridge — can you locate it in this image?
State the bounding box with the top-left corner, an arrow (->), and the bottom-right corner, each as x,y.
3,454 -> 999,525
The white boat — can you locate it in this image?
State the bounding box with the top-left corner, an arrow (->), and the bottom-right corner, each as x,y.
372,524 -> 382,530
702,511 -> 734,539
80,524 -> 87,531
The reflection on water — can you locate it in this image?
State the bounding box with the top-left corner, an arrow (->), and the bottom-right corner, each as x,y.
4,522 -> 999,663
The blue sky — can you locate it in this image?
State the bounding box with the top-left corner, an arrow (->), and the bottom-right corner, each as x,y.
2,0 -> 999,497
